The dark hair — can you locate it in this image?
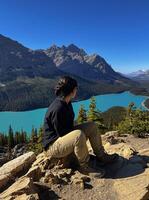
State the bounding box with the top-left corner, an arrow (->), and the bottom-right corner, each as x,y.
54,76 -> 78,97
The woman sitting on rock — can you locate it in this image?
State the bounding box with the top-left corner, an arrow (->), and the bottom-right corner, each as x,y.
42,76 -> 118,178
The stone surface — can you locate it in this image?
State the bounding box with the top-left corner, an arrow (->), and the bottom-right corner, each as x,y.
1,135 -> 149,200
32,152 -> 57,171
0,152 -> 36,191
0,177 -> 39,200
114,168 -> 149,200
102,131 -> 125,145
139,148 -> 149,163
104,142 -> 137,159
25,165 -> 42,181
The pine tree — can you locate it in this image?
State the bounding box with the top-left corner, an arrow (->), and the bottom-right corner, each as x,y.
87,96 -> 104,129
37,125 -> 44,152
14,131 -> 19,145
20,129 -> 27,143
0,133 -> 3,146
126,102 -> 135,117
31,127 -> 38,143
118,105 -> 149,137
8,125 -> 14,148
107,115 -> 113,130
28,125 -> 43,155
77,105 -> 87,124
87,96 -> 96,121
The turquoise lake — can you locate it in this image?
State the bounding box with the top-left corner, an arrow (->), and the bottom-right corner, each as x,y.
0,91 -> 148,134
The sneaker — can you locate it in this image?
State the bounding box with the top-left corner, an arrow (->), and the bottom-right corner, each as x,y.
97,152 -> 119,165
78,162 -> 105,178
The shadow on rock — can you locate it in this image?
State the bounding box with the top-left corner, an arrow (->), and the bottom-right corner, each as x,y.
90,154 -> 149,179
34,182 -> 60,200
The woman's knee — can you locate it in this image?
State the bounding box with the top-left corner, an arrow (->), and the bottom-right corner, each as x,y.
86,121 -> 98,131
89,121 -> 98,130
73,129 -> 86,143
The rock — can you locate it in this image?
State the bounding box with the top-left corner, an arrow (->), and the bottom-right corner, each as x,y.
115,162 -> 145,178
102,131 -> 125,145
139,148 -> 149,163
103,142 -> 111,149
0,177 -> 39,200
15,193 -> 39,200
42,170 -> 61,185
32,152 -> 46,167
103,131 -> 119,138
104,156 -> 126,177
0,152 -> 36,191
32,152 -> 57,171
72,178 -> 85,189
1,138 -> 149,199
54,168 -> 73,178
104,142 -> 137,159
0,146 -> 9,166
32,152 -> 76,173
129,155 -> 147,168
72,171 -> 91,182
25,166 -> 42,181
12,144 -> 28,159
70,171 -> 90,190
40,167 -> 73,186
114,168 -> 149,200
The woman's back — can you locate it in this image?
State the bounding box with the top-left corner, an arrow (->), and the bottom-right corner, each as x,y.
42,96 -> 75,150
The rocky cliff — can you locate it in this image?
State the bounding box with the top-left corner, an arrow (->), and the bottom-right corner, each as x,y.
0,132 -> 149,200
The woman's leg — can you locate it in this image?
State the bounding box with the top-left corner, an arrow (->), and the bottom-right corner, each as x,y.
73,121 -> 105,158
46,129 -> 90,166
74,121 -> 119,163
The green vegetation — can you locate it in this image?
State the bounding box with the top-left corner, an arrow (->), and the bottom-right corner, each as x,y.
0,125 -> 28,148
0,125 -> 43,155
28,126 -> 44,155
77,96 -> 106,133
117,103 -> 149,137
86,96 -> 105,130
77,105 -> 87,123
0,76 -> 138,111
101,106 -> 127,130
77,99 -> 149,137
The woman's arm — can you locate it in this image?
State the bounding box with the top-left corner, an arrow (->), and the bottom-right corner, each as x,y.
51,107 -> 67,137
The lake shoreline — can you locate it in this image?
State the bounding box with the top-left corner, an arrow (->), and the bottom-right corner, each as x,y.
142,98 -> 149,110
0,91 -> 148,134
0,90 -> 126,112
0,90 -> 148,113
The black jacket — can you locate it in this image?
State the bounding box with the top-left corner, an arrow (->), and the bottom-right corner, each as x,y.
42,96 -> 75,150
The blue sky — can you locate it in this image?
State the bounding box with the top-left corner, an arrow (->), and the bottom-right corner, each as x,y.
0,0 -> 149,73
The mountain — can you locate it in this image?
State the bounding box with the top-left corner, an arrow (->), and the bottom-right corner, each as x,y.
0,34 -> 63,82
44,44 -> 134,85
125,69 -> 149,80
0,34 -> 145,111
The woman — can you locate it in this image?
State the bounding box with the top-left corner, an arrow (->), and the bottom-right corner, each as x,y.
42,76 -> 118,178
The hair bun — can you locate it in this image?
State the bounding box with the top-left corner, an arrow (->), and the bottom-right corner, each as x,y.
54,76 -> 78,97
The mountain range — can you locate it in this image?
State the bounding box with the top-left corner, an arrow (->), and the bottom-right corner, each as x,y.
124,70 -> 149,80
0,34 -> 147,111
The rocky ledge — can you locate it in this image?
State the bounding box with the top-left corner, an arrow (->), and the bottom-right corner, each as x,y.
0,132 -> 149,200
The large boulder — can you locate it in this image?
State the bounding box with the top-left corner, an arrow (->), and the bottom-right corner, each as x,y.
104,142 -> 137,159
0,176 -> 39,200
0,151 -> 36,191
